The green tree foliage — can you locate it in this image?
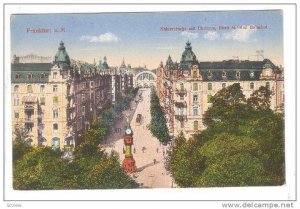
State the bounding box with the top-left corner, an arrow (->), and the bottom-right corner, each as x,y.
167,84 -> 285,187
13,87 -> 139,190
149,88 -> 170,142
165,132 -> 205,187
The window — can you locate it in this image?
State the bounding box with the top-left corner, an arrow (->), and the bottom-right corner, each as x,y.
53,85 -> 58,92
208,83 -> 212,90
82,94 -> 85,102
40,85 -> 45,93
53,72 -> 57,79
53,124 -> 58,132
14,111 -> 19,119
193,107 -> 198,116
180,95 -> 184,100
15,74 -> 20,79
90,81 -> 94,88
236,71 -> 241,78
179,107 -> 184,115
193,83 -> 198,91
14,85 -> 19,93
266,82 -> 270,89
250,71 -> 255,78
193,95 -> 198,102
222,71 -> 227,77
27,85 -> 33,93
180,121 -> 184,128
82,82 -> 86,89
53,96 -> 58,104
82,106 -> 86,114
193,70 -> 197,78
27,74 -> 33,80
52,137 -> 60,149
14,98 -> 19,106
250,82 -> 254,90
53,110 -> 58,118
207,95 -> 213,103
180,83 -> 184,90
40,97 -> 45,105
207,71 -> 212,78
193,121 -> 199,130
40,73 -> 45,79
222,83 -> 226,89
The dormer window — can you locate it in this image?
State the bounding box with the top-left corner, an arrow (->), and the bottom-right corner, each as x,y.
40,73 -> 45,79
53,72 -> 57,79
28,73 -> 33,80
222,71 -> 227,78
236,71 -> 241,78
15,74 -> 20,79
250,71 -> 255,78
207,71 -> 212,79
192,70 -> 197,78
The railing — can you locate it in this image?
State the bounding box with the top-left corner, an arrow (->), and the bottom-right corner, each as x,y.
175,89 -> 187,94
174,101 -> 187,107
175,115 -> 187,121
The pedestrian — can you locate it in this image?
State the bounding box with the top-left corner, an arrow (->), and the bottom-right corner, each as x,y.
133,147 -> 136,153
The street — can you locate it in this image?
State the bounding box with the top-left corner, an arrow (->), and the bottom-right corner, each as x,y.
103,88 -> 174,188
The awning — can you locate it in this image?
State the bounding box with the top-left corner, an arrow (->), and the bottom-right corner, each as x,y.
22,95 -> 37,103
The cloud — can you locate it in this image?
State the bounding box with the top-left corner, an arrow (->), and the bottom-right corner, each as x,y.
222,25 -> 257,42
181,31 -> 199,40
80,32 -> 119,43
203,31 -> 220,41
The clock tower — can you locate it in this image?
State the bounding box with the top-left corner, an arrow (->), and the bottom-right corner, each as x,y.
122,126 -> 137,173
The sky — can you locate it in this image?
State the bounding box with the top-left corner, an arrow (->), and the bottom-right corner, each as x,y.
11,10 -> 283,69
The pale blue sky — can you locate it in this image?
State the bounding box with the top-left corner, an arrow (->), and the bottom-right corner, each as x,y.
11,11 -> 283,69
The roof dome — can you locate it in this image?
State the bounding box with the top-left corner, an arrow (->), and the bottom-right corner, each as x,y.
54,41 -> 70,68
180,41 -> 198,70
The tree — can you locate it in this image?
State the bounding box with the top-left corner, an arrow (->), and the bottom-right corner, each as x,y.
168,83 -> 285,187
165,132 -> 205,187
247,86 -> 273,110
13,123 -> 29,141
149,89 -> 170,142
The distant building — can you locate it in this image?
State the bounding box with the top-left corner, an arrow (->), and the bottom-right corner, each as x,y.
11,41 -> 133,149
156,41 -> 284,139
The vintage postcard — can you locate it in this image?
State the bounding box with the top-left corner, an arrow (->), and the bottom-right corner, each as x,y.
3,3 -> 297,205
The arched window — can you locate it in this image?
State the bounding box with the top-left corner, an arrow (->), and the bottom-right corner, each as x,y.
27,85 -> 33,93
27,73 -> 33,80
52,137 -> 60,149
208,83 -> 212,90
180,83 -> 184,90
193,121 -> 199,130
193,83 -> 198,91
14,85 -> 19,93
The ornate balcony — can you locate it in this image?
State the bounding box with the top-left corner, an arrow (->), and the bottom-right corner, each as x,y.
175,88 -> 187,95
175,115 -> 187,121
174,101 -> 187,107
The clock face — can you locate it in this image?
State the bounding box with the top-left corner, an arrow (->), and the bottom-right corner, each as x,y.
126,128 -> 132,135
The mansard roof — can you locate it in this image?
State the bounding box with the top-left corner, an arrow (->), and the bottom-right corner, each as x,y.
11,63 -> 52,83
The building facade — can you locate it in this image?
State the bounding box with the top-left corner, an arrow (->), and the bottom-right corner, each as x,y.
11,41 -> 133,149
156,42 -> 284,139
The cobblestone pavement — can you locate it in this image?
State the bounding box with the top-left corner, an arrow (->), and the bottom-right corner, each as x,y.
103,88 -> 174,188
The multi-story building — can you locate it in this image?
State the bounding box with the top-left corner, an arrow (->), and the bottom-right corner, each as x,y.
156,41 -> 284,139
11,41 -> 133,149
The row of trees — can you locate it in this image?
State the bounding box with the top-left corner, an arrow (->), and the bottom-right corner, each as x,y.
13,87 -> 140,190
149,88 -> 170,142
166,84 -> 285,187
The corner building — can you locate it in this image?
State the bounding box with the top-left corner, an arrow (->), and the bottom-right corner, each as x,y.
156,42 -> 284,139
11,42 -> 133,149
